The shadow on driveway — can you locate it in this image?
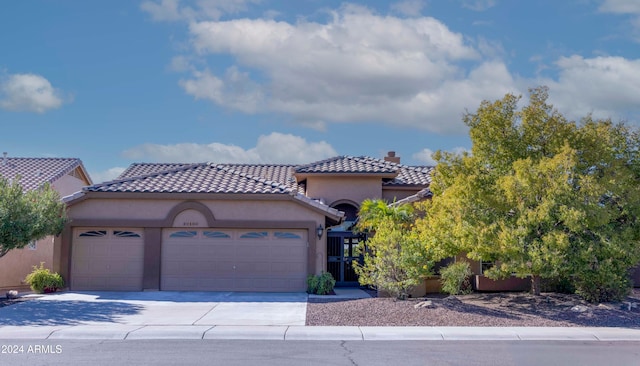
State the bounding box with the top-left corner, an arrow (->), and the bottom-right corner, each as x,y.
85,291 -> 307,303
0,300 -> 144,326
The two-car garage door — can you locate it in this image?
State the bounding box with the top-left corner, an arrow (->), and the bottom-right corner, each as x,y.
161,229 -> 308,292
70,227 -> 308,292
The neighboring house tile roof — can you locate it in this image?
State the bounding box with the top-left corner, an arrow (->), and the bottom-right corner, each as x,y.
295,156 -> 400,174
0,157 -> 91,191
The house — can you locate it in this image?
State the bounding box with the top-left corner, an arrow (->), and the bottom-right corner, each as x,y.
56,152 -> 433,292
0,154 -> 92,291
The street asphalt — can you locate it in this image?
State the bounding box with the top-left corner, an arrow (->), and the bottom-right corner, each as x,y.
0,289 -> 639,341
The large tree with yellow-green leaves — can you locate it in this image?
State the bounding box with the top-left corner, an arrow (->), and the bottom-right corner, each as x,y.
415,87 -> 640,302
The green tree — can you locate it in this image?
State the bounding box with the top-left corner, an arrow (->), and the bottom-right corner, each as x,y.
354,199 -> 431,299
0,176 -> 66,258
415,87 -> 640,301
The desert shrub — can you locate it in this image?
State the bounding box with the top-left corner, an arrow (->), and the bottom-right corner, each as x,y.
354,220 -> 431,300
540,275 -> 576,294
316,272 -> 336,295
440,261 -> 472,295
307,272 -> 335,295
24,263 -> 64,294
574,260 -> 631,303
306,274 -> 320,294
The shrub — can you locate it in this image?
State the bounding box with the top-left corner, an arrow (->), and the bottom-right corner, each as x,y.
306,272 -> 335,295
574,260 -> 632,303
540,275 -> 575,294
24,263 -> 64,294
306,274 -> 319,294
316,272 -> 336,295
440,261 -> 472,295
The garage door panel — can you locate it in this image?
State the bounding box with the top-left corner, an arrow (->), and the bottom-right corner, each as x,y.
161,229 -> 307,292
71,228 -> 144,291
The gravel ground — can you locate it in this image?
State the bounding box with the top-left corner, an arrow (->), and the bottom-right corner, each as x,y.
306,289 -> 640,327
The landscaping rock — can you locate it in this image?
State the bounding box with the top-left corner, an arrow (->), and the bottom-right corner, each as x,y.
413,300 -> 434,309
5,290 -> 18,299
571,305 -> 589,313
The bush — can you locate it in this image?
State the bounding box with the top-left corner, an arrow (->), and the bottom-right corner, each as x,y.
24,263 -> 64,294
574,260 -> 632,303
306,272 -> 335,295
440,261 -> 472,295
540,275 -> 576,294
306,274 -> 319,294
316,272 -> 336,295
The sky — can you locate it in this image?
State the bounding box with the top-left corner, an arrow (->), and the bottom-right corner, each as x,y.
1,0 -> 639,183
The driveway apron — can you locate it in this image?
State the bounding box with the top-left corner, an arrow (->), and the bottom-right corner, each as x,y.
0,292 -> 308,327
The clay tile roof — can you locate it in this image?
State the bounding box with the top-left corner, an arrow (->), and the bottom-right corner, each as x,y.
85,163 -> 295,194
118,163 -> 191,179
384,166 -> 433,186
103,156 -> 432,194
116,163 -> 300,191
295,156 -> 400,174
0,157 -> 89,191
392,187 -> 433,206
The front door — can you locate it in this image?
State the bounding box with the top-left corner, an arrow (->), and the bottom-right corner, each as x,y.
327,231 -> 364,286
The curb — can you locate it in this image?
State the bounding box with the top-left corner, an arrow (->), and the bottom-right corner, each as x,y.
1,326 -> 639,341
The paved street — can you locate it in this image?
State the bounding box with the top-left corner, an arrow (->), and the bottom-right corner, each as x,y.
1,340 -> 639,366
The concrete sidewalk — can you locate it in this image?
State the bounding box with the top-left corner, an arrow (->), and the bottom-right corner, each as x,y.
1,325 -> 639,341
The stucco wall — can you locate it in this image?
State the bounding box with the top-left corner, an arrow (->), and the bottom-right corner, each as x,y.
382,188 -> 422,202
304,176 -> 382,206
0,170 -> 90,290
69,198 -> 326,222
52,171 -> 90,197
63,196 -> 332,286
0,237 -> 53,291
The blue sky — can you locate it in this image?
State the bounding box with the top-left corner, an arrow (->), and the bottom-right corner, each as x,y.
1,0 -> 639,183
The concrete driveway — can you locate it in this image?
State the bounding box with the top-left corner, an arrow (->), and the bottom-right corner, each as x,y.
0,291 -> 308,327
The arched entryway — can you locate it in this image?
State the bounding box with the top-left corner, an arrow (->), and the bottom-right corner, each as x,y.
327,201 -> 365,286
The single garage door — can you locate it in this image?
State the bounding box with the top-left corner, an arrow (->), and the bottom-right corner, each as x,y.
161,229 -> 308,292
70,228 -> 144,291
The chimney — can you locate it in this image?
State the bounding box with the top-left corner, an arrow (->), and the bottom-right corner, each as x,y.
2,152 -> 6,166
384,151 -> 400,164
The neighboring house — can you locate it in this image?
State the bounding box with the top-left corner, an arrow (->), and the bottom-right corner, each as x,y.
0,155 -> 92,291
57,152 -> 433,292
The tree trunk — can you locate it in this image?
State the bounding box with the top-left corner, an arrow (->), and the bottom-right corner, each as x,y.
531,275 -> 541,296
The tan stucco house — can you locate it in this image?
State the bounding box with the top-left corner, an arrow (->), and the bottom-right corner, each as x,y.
0,155 -> 92,291
57,152 -> 433,292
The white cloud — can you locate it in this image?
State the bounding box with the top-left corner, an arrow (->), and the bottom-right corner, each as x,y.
180,66 -> 263,113
599,0 -> 640,39
391,0 -> 426,17
599,0 -> 640,14
90,167 -> 127,184
0,73 -> 65,113
413,146 -> 470,165
122,132 -> 338,164
461,0 -> 497,12
141,0 -> 260,22
540,55 -> 640,121
412,148 -> 438,165
180,6 -> 522,133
